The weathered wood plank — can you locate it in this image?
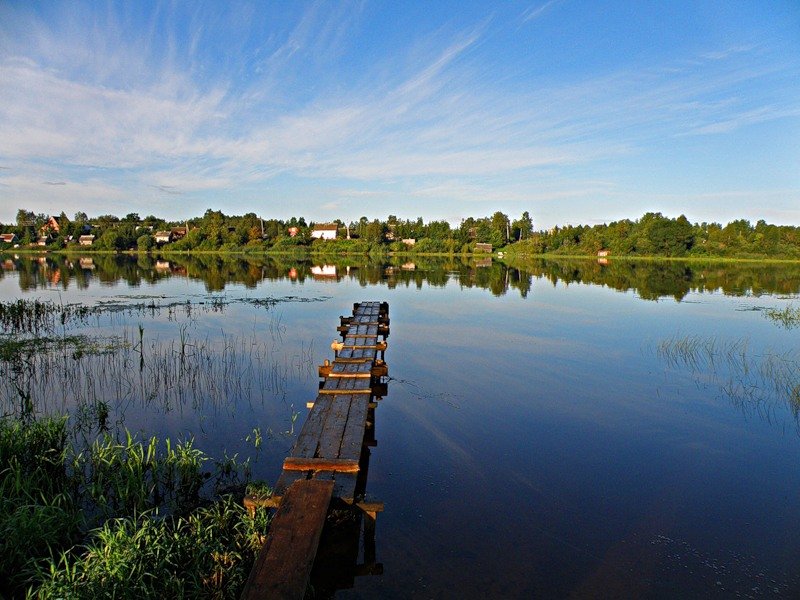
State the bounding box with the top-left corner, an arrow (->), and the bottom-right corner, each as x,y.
282,457 -> 360,472
312,471 -> 359,504
321,377 -> 371,393
338,396 -> 368,461
293,394 -> 335,458
329,362 -> 372,378
316,395 -> 352,458
273,470 -> 307,500
241,479 -> 334,600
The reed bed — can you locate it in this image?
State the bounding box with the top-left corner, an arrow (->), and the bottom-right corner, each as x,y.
0,324 -> 314,423
0,416 -> 268,598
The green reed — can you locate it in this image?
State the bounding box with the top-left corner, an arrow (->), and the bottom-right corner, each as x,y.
0,415 -> 270,599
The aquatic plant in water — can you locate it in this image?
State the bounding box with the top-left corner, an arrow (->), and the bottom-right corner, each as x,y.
657,334 -> 800,423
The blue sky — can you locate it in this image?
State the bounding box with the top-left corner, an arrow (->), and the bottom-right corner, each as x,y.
1,1 -> 798,228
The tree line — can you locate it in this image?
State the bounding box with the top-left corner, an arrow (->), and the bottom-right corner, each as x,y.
2,208 -> 799,258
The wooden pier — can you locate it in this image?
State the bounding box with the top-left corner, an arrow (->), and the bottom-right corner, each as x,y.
241,301 -> 390,599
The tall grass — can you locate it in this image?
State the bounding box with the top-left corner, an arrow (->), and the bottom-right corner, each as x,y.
0,416 -> 270,598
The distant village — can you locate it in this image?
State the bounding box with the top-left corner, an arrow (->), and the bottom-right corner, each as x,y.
2,208 -> 799,258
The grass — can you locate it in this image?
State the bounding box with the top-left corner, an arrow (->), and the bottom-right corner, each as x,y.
0,415 -> 270,599
657,334 -> 800,421
763,305 -> 800,329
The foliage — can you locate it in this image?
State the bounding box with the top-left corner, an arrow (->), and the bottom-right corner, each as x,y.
0,416 -> 267,598
4,206 -> 800,258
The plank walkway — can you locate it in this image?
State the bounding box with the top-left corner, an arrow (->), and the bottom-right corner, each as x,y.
241,301 -> 389,600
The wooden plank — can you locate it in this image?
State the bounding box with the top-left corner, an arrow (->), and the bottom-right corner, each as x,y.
321,377 -> 371,393
293,394 -> 335,458
313,471 -> 359,504
329,362 -> 372,378
240,479 -> 334,600
273,470 -> 307,499
283,457 -> 360,472
338,396 -> 369,461
316,395 -> 352,458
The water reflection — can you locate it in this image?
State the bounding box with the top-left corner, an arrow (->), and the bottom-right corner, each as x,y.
3,253 -> 800,300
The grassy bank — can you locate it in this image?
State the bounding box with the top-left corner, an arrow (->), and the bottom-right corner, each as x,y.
0,416 -> 270,599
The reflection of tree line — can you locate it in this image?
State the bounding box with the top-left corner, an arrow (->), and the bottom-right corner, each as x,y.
3,254 -> 800,299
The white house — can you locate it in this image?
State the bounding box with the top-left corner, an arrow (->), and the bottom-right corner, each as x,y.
311,224 -> 338,240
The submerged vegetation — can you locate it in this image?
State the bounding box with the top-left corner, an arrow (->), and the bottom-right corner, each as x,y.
763,305 -> 800,329
657,335 -> 800,422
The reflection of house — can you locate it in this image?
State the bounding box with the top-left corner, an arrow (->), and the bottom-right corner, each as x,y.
401,262 -> 416,271
475,258 -> 492,268
0,233 -> 17,244
78,235 -> 95,246
154,231 -> 172,244
155,260 -> 171,272
474,243 -> 492,253
597,249 -> 610,257
2,259 -> 15,270
79,257 -> 95,270
310,264 -> 337,279
311,224 -> 338,240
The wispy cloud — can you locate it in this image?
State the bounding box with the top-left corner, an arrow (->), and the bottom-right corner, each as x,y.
521,1 -> 559,23
0,2 -> 797,225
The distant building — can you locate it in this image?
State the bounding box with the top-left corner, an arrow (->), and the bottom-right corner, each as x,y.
170,226 -> 188,240
597,249 -> 610,257
154,231 -> 172,244
78,235 -> 95,246
401,238 -> 416,246
287,226 -> 299,238
0,233 -> 18,244
41,215 -> 69,235
36,236 -> 49,247
311,224 -> 338,240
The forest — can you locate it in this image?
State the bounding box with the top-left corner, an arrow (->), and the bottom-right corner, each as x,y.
3,208 -> 800,259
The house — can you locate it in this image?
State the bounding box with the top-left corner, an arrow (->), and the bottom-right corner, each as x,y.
170,226 -> 188,240
311,224 -> 338,240
597,249 -> 610,257
287,226 -> 299,237
41,215 -> 69,235
474,243 -> 492,253
78,235 -> 95,246
154,231 -> 172,244
0,233 -> 17,245
36,236 -> 49,247
402,238 -> 416,246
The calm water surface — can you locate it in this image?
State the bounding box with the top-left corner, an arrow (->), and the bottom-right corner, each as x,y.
1,254 -> 799,598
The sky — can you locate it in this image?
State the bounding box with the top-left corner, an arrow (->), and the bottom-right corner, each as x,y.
0,1 -> 799,229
